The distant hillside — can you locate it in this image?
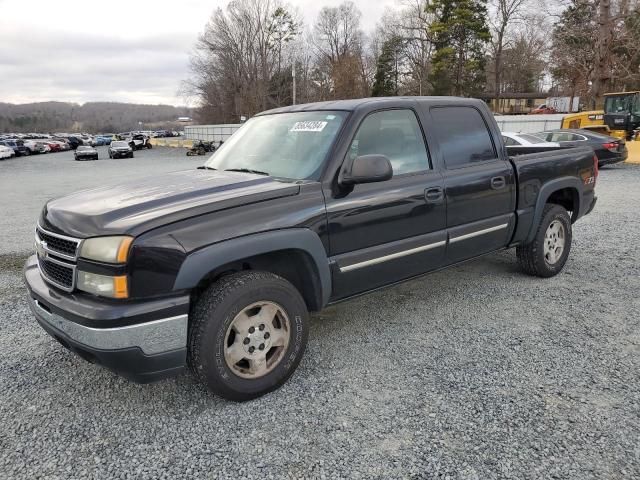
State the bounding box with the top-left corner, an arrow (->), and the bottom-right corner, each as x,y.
0,101 -> 194,133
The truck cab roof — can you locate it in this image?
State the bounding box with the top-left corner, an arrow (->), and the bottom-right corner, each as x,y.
259,96 -> 486,115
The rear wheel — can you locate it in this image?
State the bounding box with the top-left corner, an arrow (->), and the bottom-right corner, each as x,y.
188,271 -> 309,401
517,204 -> 572,277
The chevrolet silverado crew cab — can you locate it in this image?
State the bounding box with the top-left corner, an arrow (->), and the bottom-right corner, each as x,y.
24,97 -> 598,401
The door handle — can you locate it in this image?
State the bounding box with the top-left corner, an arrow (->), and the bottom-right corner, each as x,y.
425,187 -> 444,204
491,176 -> 506,190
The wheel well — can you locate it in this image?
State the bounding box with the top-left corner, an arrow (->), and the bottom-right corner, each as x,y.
192,249 -> 323,311
546,187 -> 579,222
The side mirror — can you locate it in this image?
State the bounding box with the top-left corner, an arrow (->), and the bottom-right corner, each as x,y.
340,154 -> 393,185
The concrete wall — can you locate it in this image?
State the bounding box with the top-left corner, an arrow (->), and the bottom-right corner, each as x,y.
185,124 -> 242,144
494,114 -> 565,133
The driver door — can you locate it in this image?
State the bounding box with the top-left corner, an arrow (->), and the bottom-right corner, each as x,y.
324,108 -> 447,300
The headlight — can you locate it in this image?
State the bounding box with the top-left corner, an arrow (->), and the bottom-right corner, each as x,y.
80,236 -> 133,263
77,271 -> 128,298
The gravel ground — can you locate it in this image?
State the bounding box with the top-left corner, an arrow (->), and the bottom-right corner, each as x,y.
1,153 -> 639,479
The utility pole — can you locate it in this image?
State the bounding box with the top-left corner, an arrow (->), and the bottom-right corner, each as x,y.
292,62 -> 297,105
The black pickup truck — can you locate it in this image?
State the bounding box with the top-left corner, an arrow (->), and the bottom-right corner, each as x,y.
24,97 -> 598,401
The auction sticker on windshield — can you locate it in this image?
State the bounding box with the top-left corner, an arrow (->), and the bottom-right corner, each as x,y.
290,121 -> 327,132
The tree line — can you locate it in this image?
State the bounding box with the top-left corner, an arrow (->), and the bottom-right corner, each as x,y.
185,0 -> 640,122
0,102 -> 193,133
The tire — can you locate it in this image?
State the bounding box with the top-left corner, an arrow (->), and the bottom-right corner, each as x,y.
516,204 -> 572,278
188,271 -> 309,401
129,153 -> 134,158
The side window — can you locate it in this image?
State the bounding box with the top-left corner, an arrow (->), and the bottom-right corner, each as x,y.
569,134 -> 587,141
550,132 -> 572,142
502,136 -> 516,146
348,109 -> 429,175
430,107 -> 496,168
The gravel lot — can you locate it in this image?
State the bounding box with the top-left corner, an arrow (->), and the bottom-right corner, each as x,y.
1,151 -> 639,479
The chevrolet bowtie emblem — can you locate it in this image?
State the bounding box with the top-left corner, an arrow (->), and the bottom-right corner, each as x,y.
36,239 -> 47,257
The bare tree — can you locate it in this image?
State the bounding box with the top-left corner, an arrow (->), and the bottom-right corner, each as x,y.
185,0 -> 299,122
488,0 -> 531,106
312,1 -> 369,99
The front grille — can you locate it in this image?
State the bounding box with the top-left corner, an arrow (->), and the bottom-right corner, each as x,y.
36,227 -> 80,259
35,226 -> 81,291
38,256 -> 75,291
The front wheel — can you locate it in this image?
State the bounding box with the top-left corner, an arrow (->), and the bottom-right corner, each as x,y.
188,271 -> 309,401
516,204 -> 572,278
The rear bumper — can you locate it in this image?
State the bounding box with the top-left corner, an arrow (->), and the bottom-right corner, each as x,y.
598,150 -> 628,166
24,256 -> 189,383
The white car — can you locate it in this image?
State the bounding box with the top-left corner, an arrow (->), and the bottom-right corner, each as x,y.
0,145 -> 15,159
80,136 -> 96,146
501,132 -> 560,147
23,140 -> 50,154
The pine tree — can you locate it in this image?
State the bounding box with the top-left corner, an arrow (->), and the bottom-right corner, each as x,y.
427,0 -> 491,96
372,36 -> 403,97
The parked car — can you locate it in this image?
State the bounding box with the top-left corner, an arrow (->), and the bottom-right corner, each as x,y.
51,139 -> 71,151
80,136 -> 96,146
108,141 -> 134,158
501,132 -> 560,148
74,145 -> 99,161
0,139 -> 30,156
532,129 -> 628,166
45,141 -> 64,152
23,140 -> 50,154
127,134 -> 152,150
24,97 -> 598,401
0,144 -> 15,159
94,135 -> 113,146
530,104 -> 557,114
65,136 -> 82,150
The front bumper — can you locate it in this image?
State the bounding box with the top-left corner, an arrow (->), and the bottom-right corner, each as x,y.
24,256 -> 189,383
111,151 -> 131,157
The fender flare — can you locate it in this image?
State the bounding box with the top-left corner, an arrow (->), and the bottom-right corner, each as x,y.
526,176 -> 583,243
173,229 -> 331,308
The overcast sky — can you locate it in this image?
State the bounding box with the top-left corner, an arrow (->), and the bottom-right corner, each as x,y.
0,0 -> 396,106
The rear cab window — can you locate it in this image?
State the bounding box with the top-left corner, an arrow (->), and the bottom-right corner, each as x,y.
430,106 -> 497,168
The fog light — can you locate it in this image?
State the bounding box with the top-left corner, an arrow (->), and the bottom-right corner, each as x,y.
77,271 -> 128,299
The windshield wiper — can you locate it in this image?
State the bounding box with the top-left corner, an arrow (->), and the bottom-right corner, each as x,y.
224,168 -> 269,176
197,166 -> 217,170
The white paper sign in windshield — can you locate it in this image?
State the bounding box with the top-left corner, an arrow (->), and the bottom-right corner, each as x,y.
290,121 -> 327,132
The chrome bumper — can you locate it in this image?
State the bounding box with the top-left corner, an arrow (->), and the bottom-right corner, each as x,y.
27,295 -> 187,355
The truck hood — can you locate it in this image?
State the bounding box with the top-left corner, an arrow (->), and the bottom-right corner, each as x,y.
41,169 -> 300,237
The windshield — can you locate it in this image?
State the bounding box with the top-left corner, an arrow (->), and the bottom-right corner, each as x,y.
204,111 -> 348,180
77,146 -> 91,151
604,94 -> 638,114
518,133 -> 547,144
112,141 -> 129,147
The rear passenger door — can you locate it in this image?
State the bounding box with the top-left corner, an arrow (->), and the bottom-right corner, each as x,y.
428,106 -> 516,263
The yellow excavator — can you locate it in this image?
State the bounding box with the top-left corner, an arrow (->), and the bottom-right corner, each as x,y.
561,91 -> 640,140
